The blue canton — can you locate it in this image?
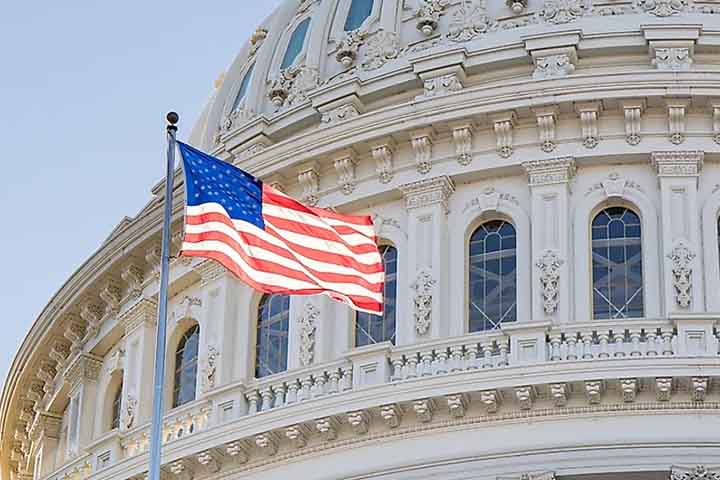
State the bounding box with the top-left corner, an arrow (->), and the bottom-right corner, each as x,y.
178,142 -> 265,229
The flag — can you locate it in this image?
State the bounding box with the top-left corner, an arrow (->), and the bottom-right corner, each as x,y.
177,142 -> 384,315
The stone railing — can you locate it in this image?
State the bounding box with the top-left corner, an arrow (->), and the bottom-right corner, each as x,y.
389,331 -> 510,382
243,360 -> 353,415
45,453 -> 92,480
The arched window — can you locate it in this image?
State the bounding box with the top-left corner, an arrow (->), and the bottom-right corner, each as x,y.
468,220 -> 517,332
344,0 -> 374,31
110,383 -> 122,430
231,63 -> 254,111
255,294 -> 290,378
173,325 -> 200,408
592,207 -> 644,319
356,245 -> 397,346
280,18 -> 311,70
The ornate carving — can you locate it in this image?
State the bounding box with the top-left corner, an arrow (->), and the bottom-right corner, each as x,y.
362,30 -> 399,70
415,0 -> 449,36
522,157 -> 576,186
315,417 -> 339,440
333,152 -> 358,195
267,66 -> 319,108
298,303 -> 319,367
712,105 -> 720,145
63,317 -> 86,352
550,383 -> 569,407
514,386 -> 534,410
667,240 -> 696,308
79,300 -> 103,340
123,395 -> 137,430
653,47 -> 692,70
656,377 -> 673,401
285,425 -> 309,448
692,377 -> 709,402
447,0 -> 491,42
507,0 -> 528,14
380,404 -> 402,428
480,389 -> 500,413
411,269 -> 436,335
576,102 -> 601,148
298,165 -> 320,206
667,101 -> 688,144
652,151 -> 704,177
197,450 -> 221,473
169,460 -> 193,480
541,0 -> 585,24
534,107 -> 558,153
620,378 -> 638,402
255,432 -> 279,456
636,0 -> 686,16
536,250 -> 563,315
622,101 -> 644,145
400,176 -> 455,213
493,114 -> 516,158
336,30 -> 367,68
413,399 -> 435,423
49,339 -> 71,368
249,28 -> 268,57
347,410 -> 370,434
585,172 -> 642,198
463,187 -> 519,215
99,280 -> 123,317
452,125 -> 474,166
65,353 -> 102,387
321,103 -> 361,127
145,244 -> 162,279
372,143 -> 395,184
423,74 -> 463,98
202,346 -> 219,392
121,262 -> 144,300
671,466 -> 720,480
411,133 -> 434,174
220,106 -> 255,133
533,53 -> 575,79
584,380 -> 603,404
225,441 -> 248,462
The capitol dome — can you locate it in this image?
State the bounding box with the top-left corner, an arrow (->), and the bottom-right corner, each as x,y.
4,1 -> 720,480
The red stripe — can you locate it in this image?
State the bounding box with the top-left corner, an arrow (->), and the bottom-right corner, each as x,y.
181,249 -> 383,314
262,185 -> 375,226
184,229 -> 384,291
186,212 -> 383,274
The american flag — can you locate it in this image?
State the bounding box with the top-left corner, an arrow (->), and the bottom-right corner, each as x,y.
177,142 -> 384,315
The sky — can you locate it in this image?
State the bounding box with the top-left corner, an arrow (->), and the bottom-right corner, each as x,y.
0,1 -> 285,386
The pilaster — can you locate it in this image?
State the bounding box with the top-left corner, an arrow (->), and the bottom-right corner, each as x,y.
398,176 -> 455,344
522,157 -> 576,325
652,151 -> 704,315
64,353 -> 101,452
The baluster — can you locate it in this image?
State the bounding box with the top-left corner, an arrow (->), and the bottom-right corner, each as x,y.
646,329 -> 658,356
435,348 -> 449,374
299,375 -> 313,402
286,380 -> 299,404
481,342 -> 494,368
420,351 -> 434,376
341,367 -> 353,390
313,373 -> 327,397
260,388 -> 274,411
390,357 -> 404,381
406,353 -> 419,378
629,329 -> 642,357
272,384 -> 286,408
498,340 -> 509,366
581,332 -> 594,359
662,329 -> 674,356
328,369 -> 341,393
465,343 -> 480,369
566,334 -> 578,360
549,334 -> 562,361
450,345 -> 464,372
597,332 -> 610,358
614,331 -> 626,357
246,390 -> 259,414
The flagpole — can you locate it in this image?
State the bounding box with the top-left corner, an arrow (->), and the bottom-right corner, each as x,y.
148,111 -> 179,480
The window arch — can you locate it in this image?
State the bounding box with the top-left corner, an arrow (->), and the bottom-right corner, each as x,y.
255,294 -> 290,378
172,325 -> 200,408
280,18 -> 311,70
468,220 -> 517,332
591,206 -> 644,319
110,382 -> 122,430
344,0 -> 374,31
230,63 -> 254,111
356,245 -> 397,346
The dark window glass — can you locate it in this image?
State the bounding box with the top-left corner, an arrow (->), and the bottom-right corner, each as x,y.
256,294 -> 290,378
173,325 -> 199,408
231,63 -> 254,111
356,245 -> 397,346
344,0 -> 374,31
469,220 -> 517,332
110,383 -> 122,430
592,207 -> 644,319
280,18 -> 311,70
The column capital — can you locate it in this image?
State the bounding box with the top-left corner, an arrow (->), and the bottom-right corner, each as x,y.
195,259 -> 230,287
522,157 -> 576,187
651,150 -> 704,177
119,298 -> 157,335
28,411 -> 62,442
64,353 -> 102,388
399,176 -> 455,213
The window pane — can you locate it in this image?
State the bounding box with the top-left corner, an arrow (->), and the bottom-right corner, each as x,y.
231,63 -> 254,111
591,207 -> 644,319
256,294 -> 290,378
344,0 -> 374,31
469,221 -> 517,332
173,325 -> 199,408
281,18 -> 311,70
356,245 -> 397,347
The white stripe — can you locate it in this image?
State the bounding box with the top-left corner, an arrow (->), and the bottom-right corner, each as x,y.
185,221 -> 384,282
186,203 -> 381,264
182,239 -> 383,302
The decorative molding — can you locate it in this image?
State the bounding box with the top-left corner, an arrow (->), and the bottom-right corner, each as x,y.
507,0 -> 528,14
423,73 -> 464,98
415,0 -> 449,36
493,113 -> 516,158
372,142 -> 395,184
267,66 -> 320,109
361,30 -> 399,71
536,250 -> 563,315
652,151 -> 704,177
522,157 -> 576,187
452,124 -> 474,166
541,0 -> 585,24
411,269 -> 436,336
636,0 -> 687,17
315,417 -> 339,441
462,187 -> 520,215
255,432 -> 279,456
333,150 -> 358,195
63,316 -> 86,353
65,353 -> 102,387
692,377 -> 709,402
656,377 -> 673,401
380,404 -> 402,428
121,261 -> 145,300
336,30 -> 367,68
285,425 -> 310,448
667,99 -> 689,144
480,389 -> 501,413
297,164 -> 320,206
79,300 -> 103,340
653,47 -> 692,70
576,101 -> 601,148
534,107 -> 559,153
620,378 -> 638,403
298,303 -> 319,367
447,393 -> 469,418
514,386 -> 535,410
119,298 -> 157,334
585,380 -> 604,404
671,465 -> 720,480
585,172 -> 643,198
123,395 -> 138,430
399,176 -> 455,213
321,103 -> 361,127
225,441 -> 249,463
169,459 -> 193,480
532,49 -> 577,79
197,450 -> 222,473
413,398 -> 435,423
202,346 -> 219,392
346,411 -> 370,434
447,0 -> 491,43
411,131 -> 434,174
99,279 -> 123,317
621,100 -> 645,145
49,339 -> 71,369
667,240 -> 696,308
249,28 -> 268,58
550,383 -> 569,407
145,244 -> 162,280
712,104 -> 720,145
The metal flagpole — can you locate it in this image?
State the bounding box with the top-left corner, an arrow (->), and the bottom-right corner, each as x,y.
148,111 -> 179,480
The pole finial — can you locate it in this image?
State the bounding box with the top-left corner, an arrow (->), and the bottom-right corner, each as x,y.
166,111 -> 179,125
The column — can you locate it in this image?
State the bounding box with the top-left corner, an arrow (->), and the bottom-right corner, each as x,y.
522,157 -> 576,325
63,354 -> 102,451
398,176 -> 455,344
